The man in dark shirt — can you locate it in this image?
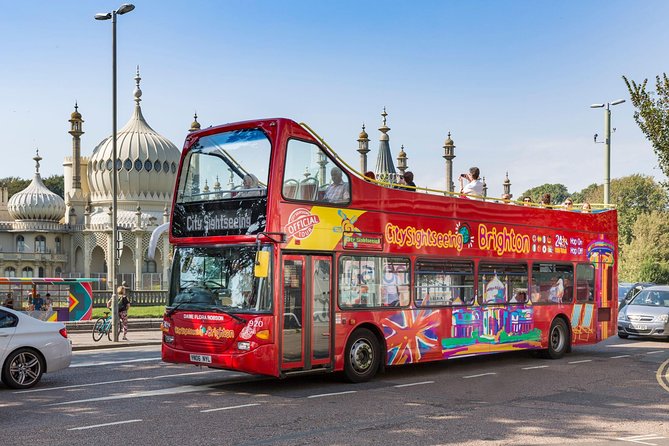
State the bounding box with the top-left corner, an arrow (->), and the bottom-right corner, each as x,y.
32,293 -> 44,311
401,171 -> 416,191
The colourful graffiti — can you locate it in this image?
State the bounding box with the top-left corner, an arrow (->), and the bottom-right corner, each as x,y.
382,308 -> 440,365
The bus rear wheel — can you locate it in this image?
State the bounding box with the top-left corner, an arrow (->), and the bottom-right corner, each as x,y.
344,328 -> 380,383
542,318 -> 570,359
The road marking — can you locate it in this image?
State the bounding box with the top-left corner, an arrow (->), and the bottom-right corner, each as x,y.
307,390 -> 357,399
70,357 -> 162,368
16,370 -> 220,394
568,359 -> 593,364
67,419 -> 142,431
49,385 -> 208,406
610,355 -> 631,359
521,365 -> 549,370
201,403 -> 260,413
394,381 -> 434,388
647,351 -> 663,355
657,359 -> 669,394
616,433 -> 667,445
463,372 -> 497,379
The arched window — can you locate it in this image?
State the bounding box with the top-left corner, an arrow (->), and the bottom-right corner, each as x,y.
4,267 -> 16,277
35,236 -> 47,253
143,259 -> 157,273
16,235 -> 25,252
22,267 -> 34,278
38,267 -> 45,277
55,237 -> 62,254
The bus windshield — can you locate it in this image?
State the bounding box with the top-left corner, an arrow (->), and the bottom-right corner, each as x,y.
169,246 -> 272,313
177,128 -> 270,203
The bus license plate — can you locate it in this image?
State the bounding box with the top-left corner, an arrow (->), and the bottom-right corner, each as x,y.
631,323 -> 647,330
190,354 -> 212,364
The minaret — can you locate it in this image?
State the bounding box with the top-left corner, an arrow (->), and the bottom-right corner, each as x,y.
442,132 -> 455,193
375,108 -> 397,182
189,113 -> 201,194
397,145 -> 408,177
356,124 -> 370,173
68,103 -> 84,190
502,172 -> 512,201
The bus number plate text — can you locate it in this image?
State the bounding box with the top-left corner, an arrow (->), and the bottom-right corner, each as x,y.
190,354 -> 212,364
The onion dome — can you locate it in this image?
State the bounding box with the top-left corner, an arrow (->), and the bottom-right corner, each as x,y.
189,113 -> 201,132
444,131 -> 454,147
358,123 -> 368,140
87,67 -> 181,206
8,151 -> 66,221
71,102 -> 82,120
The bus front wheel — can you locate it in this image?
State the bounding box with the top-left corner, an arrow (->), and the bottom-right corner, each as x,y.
542,318 -> 570,359
344,328 -> 380,383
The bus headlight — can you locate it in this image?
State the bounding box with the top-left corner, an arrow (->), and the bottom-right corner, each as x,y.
164,334 -> 175,344
237,341 -> 251,351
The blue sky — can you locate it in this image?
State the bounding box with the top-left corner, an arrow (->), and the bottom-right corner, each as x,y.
1,0 -> 668,198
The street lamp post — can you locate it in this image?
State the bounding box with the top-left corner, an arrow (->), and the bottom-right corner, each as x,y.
95,3 -> 135,342
590,99 -> 625,205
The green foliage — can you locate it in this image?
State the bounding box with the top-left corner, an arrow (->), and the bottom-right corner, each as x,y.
520,183 -> 570,205
623,74 -> 669,181
0,177 -> 30,197
570,183 -> 599,204
620,211 -> 669,283
43,175 -> 64,198
579,175 -> 668,246
92,305 -> 165,319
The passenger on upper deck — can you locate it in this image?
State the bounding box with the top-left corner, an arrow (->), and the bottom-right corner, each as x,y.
540,193 -> 551,207
522,196 -> 532,206
459,167 -> 483,197
364,171 -> 376,181
398,171 -> 416,192
323,167 -> 350,203
581,202 -> 592,213
562,198 -> 574,210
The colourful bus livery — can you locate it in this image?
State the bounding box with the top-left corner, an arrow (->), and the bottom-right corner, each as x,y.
161,117 -> 618,382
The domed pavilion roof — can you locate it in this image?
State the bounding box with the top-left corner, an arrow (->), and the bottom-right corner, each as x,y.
87,68 -> 181,208
8,151 -> 66,221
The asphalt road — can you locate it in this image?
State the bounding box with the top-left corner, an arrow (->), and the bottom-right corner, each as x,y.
2,337 -> 669,446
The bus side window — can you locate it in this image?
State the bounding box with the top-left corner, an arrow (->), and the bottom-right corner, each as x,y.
576,263 -> 595,302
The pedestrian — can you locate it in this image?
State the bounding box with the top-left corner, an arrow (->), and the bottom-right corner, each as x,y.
117,281 -> 130,340
3,292 -> 13,309
32,293 -> 44,311
44,293 -> 53,311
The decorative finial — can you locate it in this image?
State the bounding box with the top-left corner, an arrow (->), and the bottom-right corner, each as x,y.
33,149 -> 42,174
134,65 -> 142,105
382,107 -> 388,126
190,112 -> 201,132
74,102 -> 78,112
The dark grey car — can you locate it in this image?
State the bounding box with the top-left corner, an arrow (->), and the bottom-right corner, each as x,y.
617,286 -> 669,339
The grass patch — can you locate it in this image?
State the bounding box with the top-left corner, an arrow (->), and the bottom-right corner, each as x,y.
92,305 -> 165,319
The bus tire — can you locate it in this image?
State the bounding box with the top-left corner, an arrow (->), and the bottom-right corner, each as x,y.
542,318 -> 570,359
344,328 -> 380,383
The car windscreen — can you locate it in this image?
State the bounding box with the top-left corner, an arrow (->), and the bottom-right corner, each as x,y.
630,290 -> 669,307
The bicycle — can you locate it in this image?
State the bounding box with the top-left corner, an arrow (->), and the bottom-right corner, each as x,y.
92,311 -> 121,342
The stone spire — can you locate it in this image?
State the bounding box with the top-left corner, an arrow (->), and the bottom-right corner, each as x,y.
374,107 -> 397,182
502,172 -> 512,201
442,132 -> 456,192
68,102 -> 84,189
397,145 -> 408,177
357,123 -> 370,173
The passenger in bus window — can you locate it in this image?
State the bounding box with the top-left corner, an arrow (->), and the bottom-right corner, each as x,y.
548,276 -> 564,303
459,167 -> 483,197
237,174 -> 263,198
511,291 -> 527,304
323,167 -> 350,203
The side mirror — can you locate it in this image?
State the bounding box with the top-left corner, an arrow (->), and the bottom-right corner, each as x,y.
254,251 -> 269,278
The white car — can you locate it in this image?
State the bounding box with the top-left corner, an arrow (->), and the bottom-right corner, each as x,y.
0,306 -> 72,389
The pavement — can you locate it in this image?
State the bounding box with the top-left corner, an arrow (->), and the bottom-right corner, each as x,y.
66,319 -> 162,351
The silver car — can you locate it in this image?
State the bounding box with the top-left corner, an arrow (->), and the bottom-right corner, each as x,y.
618,286 -> 669,339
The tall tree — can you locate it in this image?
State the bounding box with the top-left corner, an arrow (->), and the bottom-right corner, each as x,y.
519,183 -> 570,205
0,177 -> 30,197
620,210 -> 669,283
623,74 -> 669,180
43,175 -> 65,198
579,174 -> 668,246
570,183 -> 598,204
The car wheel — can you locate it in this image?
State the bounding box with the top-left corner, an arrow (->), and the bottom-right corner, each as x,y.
344,328 -> 380,383
2,348 -> 45,389
541,318 -> 570,359
618,332 -> 629,339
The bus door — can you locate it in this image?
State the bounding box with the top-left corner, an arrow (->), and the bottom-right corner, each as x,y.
281,255 -> 333,372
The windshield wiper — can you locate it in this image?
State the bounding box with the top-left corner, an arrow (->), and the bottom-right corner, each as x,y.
166,299 -> 193,317
209,306 -> 246,323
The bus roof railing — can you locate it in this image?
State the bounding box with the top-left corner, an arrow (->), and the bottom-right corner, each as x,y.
299,121 -> 615,212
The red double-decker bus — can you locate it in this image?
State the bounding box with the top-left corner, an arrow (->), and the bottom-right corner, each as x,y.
161,118 -> 617,382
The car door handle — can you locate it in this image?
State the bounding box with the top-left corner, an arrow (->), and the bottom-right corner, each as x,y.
0,333 -> 8,337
